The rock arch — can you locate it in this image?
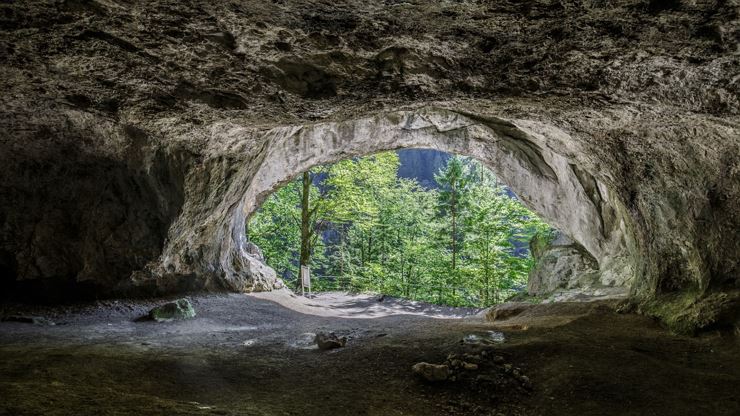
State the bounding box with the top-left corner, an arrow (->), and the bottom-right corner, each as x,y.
157,107 -> 636,295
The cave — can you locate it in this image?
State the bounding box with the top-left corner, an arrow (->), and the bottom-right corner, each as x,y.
1,1 -> 738,415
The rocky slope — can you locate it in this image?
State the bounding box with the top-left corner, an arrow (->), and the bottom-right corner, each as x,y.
1,0 -> 738,332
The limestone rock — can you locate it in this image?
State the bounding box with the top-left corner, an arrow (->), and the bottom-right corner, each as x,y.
412,362 -> 450,382
244,242 -> 265,261
314,332 -> 347,350
462,362 -> 479,371
527,231 -> 601,296
148,299 -> 196,322
486,303 -> 530,322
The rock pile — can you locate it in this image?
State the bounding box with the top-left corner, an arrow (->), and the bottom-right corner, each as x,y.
412,349 -> 532,392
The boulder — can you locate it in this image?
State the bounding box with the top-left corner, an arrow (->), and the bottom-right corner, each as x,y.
411,362 -> 450,382
148,298 -> 196,322
314,332 -> 347,350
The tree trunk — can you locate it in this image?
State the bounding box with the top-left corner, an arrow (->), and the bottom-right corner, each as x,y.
339,230 -> 345,279
300,172 -> 311,274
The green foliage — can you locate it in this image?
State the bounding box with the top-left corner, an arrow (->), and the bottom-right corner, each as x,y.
248,181 -> 302,281
248,151 -> 554,307
247,177 -> 327,284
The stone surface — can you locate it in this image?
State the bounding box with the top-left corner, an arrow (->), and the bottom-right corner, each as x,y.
486,303 -> 530,322
462,331 -> 506,345
527,231 -> 601,296
412,362 -> 450,382
148,298 -> 196,322
1,315 -> 55,326
463,362 -> 479,371
314,332 -> 347,350
0,0 -> 738,331
244,242 -> 265,262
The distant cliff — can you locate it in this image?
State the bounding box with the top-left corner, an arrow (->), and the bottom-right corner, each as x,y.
397,149 -> 450,188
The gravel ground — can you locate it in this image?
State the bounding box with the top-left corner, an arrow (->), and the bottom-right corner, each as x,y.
1,291 -> 738,415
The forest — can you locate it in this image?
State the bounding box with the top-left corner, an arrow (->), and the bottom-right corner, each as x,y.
248,151 -> 553,307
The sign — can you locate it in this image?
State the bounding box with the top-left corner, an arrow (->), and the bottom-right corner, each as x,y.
300,266 -> 311,296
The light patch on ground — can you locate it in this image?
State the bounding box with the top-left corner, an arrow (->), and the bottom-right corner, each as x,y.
248,289 -> 480,319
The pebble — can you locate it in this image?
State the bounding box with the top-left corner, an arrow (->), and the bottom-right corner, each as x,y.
463,362 -> 479,371
412,362 -> 450,382
315,332 -> 347,350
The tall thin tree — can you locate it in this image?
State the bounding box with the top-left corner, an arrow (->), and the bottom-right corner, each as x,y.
434,156 -> 470,270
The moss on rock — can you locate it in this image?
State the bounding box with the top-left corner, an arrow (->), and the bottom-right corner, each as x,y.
639,289 -> 740,335
149,298 -> 196,322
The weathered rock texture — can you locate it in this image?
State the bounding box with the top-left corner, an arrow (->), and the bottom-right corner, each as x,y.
0,1 -> 738,331
527,231 -> 601,296
148,298 -> 196,322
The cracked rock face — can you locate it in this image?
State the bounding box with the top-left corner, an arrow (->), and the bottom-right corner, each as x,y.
527,231 -> 602,296
0,1 -> 738,331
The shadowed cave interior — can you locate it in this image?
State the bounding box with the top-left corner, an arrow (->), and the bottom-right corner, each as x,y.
1,1 -> 739,415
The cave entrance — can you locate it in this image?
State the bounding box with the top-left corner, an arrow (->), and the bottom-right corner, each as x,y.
247,149 -> 569,307
206,108 -> 633,299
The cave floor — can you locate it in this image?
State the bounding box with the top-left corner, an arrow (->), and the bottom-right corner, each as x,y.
0,291 -> 738,416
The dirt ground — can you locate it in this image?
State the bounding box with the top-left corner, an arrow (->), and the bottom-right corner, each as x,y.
0,290 -> 738,416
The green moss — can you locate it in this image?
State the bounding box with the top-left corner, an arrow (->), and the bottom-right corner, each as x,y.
529,229 -> 557,260
149,298 -> 196,322
640,289 -> 734,335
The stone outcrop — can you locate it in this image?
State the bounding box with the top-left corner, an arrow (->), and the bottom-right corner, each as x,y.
148,298 -> 196,322
0,1 -> 738,331
527,231 -> 601,296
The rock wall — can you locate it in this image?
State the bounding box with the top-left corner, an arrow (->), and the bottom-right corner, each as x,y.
527,231 -> 601,296
0,0 -> 738,330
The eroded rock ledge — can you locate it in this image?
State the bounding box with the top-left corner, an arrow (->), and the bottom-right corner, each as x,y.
1,1 -> 738,332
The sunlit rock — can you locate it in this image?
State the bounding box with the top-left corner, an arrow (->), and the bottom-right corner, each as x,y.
148,298 -> 196,322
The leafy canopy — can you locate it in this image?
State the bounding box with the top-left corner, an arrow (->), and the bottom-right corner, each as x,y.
248,151 -> 554,307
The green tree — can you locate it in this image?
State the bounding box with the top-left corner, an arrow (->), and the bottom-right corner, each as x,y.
249,150 -> 553,307
323,152 -> 400,266
248,171 -> 329,285
461,159 -> 552,303
247,180 -> 302,280
434,156 -> 471,271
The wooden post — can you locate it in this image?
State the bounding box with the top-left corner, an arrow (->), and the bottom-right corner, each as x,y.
301,266 -> 311,297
